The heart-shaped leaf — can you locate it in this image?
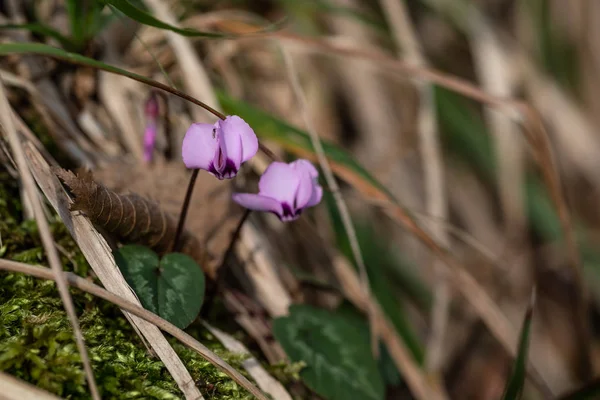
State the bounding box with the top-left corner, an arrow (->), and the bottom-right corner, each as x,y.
114,245 -> 205,329
273,304 -> 385,400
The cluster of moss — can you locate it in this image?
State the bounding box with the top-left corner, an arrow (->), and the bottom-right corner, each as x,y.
0,171 -> 255,399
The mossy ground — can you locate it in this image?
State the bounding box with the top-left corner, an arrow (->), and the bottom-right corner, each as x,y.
0,170 -> 256,399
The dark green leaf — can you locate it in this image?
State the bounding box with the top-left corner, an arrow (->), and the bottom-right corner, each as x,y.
501,290 -> 536,400
65,0 -> 107,47
114,245 -> 205,329
158,253 -> 205,328
102,0 -> 228,38
335,302 -> 403,387
273,304 -> 385,400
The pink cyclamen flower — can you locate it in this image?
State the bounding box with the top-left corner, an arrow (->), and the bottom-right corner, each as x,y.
182,115 -> 258,180
232,159 -> 323,222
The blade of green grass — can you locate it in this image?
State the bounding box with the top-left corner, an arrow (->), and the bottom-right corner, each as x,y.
275,0 -> 385,32
102,0 -> 224,37
501,289 -> 536,400
0,42 -> 223,118
103,0 -> 285,38
0,24 -> 76,50
65,0 -> 85,46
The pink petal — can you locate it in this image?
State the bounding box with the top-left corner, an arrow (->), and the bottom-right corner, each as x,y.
182,123 -> 218,170
306,185 -> 323,207
217,118 -> 243,170
258,162 -> 301,206
232,193 -> 282,215
143,123 -> 157,163
291,159 -> 322,209
294,169 -> 315,209
219,115 -> 258,163
291,159 -> 318,178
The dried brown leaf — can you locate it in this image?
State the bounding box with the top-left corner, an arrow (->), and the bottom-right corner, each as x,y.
92,161 -> 241,278
54,167 -> 204,266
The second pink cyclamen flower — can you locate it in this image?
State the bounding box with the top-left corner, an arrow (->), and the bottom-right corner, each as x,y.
232,159 -> 323,222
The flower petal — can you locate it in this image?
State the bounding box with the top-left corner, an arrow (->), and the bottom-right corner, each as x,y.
258,162 -> 301,206
294,169 -> 315,209
306,185 -> 323,207
219,115 -> 258,163
182,123 -> 218,170
291,159 -> 318,178
232,193 -> 282,216
217,117 -> 244,170
290,159 -> 322,209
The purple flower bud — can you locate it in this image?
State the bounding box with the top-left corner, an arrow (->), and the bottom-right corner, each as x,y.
143,93 -> 160,163
182,115 -> 258,180
143,123 -> 157,163
232,159 -> 323,222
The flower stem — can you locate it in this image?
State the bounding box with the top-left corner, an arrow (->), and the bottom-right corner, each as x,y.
172,169 -> 198,252
201,209 -> 251,317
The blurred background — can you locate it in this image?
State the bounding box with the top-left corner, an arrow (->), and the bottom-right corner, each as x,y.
2,0 -> 600,399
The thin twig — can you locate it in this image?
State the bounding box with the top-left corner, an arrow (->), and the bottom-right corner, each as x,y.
173,169 -> 199,252
0,259 -> 270,400
378,0 -> 449,374
278,47 -> 378,352
0,80 -> 100,400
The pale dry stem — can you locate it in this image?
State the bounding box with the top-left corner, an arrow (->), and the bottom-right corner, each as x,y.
0,79 -> 101,400
378,0 -> 450,374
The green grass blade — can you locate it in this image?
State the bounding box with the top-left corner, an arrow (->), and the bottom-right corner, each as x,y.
102,0 -> 225,37
501,289 -> 536,400
65,0 -> 84,46
0,42 -> 222,118
0,24 -> 76,50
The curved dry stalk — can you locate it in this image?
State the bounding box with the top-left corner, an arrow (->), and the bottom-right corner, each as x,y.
0,259 -> 270,400
330,253 -> 448,400
371,197 -> 556,396
0,80 -> 100,399
378,0 -> 450,374
278,47 -> 377,350
203,322 -> 293,400
212,22 -> 581,311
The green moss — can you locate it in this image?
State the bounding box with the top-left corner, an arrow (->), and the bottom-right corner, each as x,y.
0,171 -> 256,399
